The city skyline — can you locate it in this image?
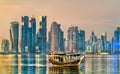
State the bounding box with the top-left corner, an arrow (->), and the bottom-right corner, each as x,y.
0,16 -> 119,54
0,0 -> 120,41
0,1 -> 120,74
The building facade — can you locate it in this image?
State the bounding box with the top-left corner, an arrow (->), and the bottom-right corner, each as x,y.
21,16 -> 29,52
1,39 -> 9,52
78,30 -> 85,52
37,16 -> 47,52
101,32 -> 107,52
29,17 -> 36,52
49,21 -> 64,52
114,27 -> 120,53
10,21 -> 19,52
86,31 -> 97,53
67,26 -> 79,52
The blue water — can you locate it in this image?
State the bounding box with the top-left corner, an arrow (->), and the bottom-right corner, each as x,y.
0,54 -> 119,74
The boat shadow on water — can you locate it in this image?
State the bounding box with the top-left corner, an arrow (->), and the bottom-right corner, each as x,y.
49,66 -> 83,74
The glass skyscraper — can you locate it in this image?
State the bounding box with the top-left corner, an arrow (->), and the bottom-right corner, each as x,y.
21,16 -> 29,52
37,16 -> 47,52
67,26 -> 79,52
10,21 -> 19,53
86,31 -> 97,53
30,16 -> 36,52
101,32 -> 107,52
58,26 -> 65,52
27,24 -> 32,52
1,39 -> 9,52
49,21 -> 64,52
106,41 -> 112,53
114,27 -> 120,53
78,30 -> 85,52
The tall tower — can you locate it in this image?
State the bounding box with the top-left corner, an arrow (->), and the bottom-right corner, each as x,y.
114,27 -> 120,53
21,16 -> 29,52
49,21 -> 64,52
30,16 -> 36,52
78,30 -> 85,52
10,21 -> 19,53
88,31 -> 97,53
27,24 -> 32,52
58,25 -> 65,52
101,32 -> 107,52
37,16 -> 47,52
90,31 -> 97,42
67,26 -> 79,52
1,39 -> 9,52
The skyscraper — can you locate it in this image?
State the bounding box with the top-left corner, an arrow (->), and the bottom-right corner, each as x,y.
10,21 -> 19,53
112,37 -> 116,53
37,16 -> 47,52
101,32 -> 107,52
67,26 -> 79,52
106,41 -> 112,53
1,39 -> 9,52
27,24 -> 32,52
48,32 -> 51,51
21,16 -> 29,52
30,16 -> 36,52
87,31 -> 97,53
78,30 -> 85,52
90,31 -> 97,43
86,40 -> 92,53
97,38 -> 102,53
49,21 -> 64,52
114,27 -> 120,53
58,27 -> 65,52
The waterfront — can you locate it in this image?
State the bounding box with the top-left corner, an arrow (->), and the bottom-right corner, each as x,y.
0,54 -> 120,74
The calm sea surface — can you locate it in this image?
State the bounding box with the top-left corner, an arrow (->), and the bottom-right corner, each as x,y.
0,54 -> 119,74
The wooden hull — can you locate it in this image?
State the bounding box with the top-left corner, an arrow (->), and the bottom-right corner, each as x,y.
49,54 -> 84,67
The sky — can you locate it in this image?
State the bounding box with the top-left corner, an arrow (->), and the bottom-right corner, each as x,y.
0,0 -> 120,41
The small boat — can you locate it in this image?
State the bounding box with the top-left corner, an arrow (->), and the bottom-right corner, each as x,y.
48,52 -> 84,67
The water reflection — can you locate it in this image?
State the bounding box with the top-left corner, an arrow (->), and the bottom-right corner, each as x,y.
85,55 -> 119,74
22,66 -> 36,74
0,55 -> 17,74
36,66 -> 46,74
49,66 -> 82,74
0,54 -> 120,74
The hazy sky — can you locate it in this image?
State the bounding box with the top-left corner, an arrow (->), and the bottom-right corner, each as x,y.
0,0 -> 120,41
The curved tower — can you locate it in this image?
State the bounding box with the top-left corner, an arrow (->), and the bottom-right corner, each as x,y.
10,21 -> 19,52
